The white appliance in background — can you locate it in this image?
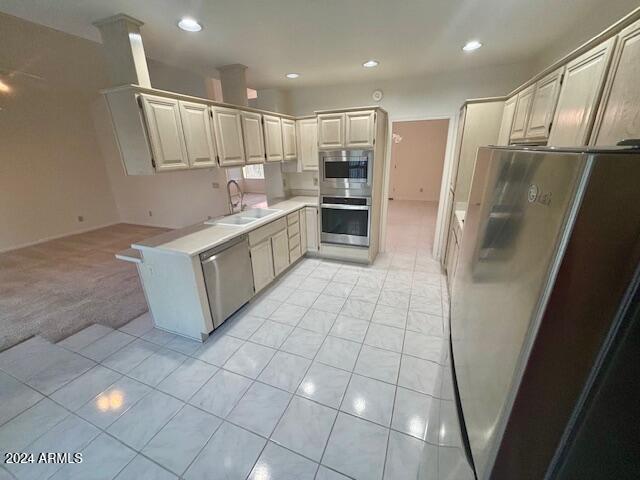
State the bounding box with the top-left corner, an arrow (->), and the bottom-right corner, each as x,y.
451,145 -> 640,479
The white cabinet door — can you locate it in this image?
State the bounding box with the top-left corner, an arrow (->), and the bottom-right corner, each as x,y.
318,113 -> 345,149
510,85 -> 535,142
250,240 -> 274,293
241,111 -> 266,164
297,118 -> 319,171
281,118 -> 298,161
211,107 -> 246,166
524,67 -> 564,141
305,207 -> 319,251
548,37 -> 615,146
345,110 -> 375,148
140,94 -> 189,171
263,115 -> 284,162
497,95 -> 517,146
592,19 -> 640,146
299,208 -> 308,254
178,100 -> 217,169
271,229 -> 290,276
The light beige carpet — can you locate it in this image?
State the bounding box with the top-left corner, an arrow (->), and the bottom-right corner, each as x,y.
0,224 -> 169,351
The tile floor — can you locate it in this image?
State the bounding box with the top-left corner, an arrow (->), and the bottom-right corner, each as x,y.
0,200 -> 475,480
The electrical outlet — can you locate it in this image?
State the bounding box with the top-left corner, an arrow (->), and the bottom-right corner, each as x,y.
148,210 -> 153,217
212,182 -> 219,189
77,215 -> 84,222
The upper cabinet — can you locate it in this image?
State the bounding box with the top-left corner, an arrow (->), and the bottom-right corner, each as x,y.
317,110 -> 376,149
524,67 -> 565,141
592,18 -> 640,146
547,37 -> 615,147
263,114 -> 284,162
281,118 -> 298,161
211,106 -> 246,166
178,100 -> 217,169
497,95 -> 517,146
318,113 -> 345,149
509,84 -> 535,142
297,117 -> 319,171
345,110 -> 376,148
140,94 -> 189,171
240,111 -> 266,164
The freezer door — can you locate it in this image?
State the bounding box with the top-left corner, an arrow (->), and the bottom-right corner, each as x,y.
450,147 -> 587,479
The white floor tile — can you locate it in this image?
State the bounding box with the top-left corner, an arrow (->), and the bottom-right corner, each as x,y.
341,374 -> 396,426
272,396 -> 337,462
142,405 -> 221,475
316,336 -> 361,371
184,421 -> 265,480
297,362 -> 352,409
354,345 -> 401,384
248,442 -> 318,480
228,382 -> 291,437
189,369 -> 252,418
258,351 -> 310,392
322,412 -> 388,480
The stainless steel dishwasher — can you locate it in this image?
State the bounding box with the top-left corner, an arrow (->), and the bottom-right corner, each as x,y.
200,235 -> 255,329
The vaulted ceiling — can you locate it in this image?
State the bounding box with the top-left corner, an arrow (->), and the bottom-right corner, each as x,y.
1,0 -> 638,89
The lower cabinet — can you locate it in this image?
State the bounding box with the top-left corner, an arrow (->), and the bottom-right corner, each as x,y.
305,207 -> 319,251
300,209 -> 308,254
445,226 -> 459,292
250,240 -> 275,293
271,229 -> 290,276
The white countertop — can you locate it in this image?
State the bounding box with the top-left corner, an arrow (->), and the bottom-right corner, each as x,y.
132,196 -> 318,257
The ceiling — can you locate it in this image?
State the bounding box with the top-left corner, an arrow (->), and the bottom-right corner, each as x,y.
0,0 -> 637,89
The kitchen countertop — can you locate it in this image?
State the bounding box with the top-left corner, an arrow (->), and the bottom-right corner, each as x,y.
131,196 -> 318,257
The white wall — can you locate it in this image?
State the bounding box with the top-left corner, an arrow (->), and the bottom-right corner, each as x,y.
286,62 -> 534,118
0,12 -> 233,251
0,12 -> 119,251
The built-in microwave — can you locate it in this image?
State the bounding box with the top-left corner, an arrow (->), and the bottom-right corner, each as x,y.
320,195 -> 371,247
320,150 -> 373,195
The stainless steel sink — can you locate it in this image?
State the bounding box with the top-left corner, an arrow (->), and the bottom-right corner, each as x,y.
206,216 -> 256,226
204,207 -> 280,227
240,208 -> 281,219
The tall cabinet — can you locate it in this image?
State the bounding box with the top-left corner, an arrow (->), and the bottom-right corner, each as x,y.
444,98 -> 505,289
591,18 -> 640,145
547,38 -> 615,146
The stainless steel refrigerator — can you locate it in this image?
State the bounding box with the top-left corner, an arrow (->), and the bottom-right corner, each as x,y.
450,146 -> 640,480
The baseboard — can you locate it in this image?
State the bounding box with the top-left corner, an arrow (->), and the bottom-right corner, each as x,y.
0,221 -> 120,254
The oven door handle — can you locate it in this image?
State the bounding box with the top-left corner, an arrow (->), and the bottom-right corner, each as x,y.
321,203 -> 370,211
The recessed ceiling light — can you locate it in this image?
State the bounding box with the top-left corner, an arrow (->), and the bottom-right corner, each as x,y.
285,73 -> 300,79
178,17 -> 202,32
363,60 -> 379,68
462,40 -> 482,52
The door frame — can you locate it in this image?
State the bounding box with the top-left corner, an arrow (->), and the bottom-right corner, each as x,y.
380,114 -> 458,262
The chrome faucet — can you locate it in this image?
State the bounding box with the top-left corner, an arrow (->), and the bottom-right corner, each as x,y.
226,179 -> 245,214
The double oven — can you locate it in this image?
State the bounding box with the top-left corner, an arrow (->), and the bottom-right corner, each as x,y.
320,150 -> 373,247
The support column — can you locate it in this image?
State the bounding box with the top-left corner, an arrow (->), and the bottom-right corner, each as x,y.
93,13 -> 151,87
218,64 -> 248,106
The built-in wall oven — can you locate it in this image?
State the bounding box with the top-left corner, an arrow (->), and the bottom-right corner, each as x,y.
320,195 -> 371,247
320,149 -> 373,196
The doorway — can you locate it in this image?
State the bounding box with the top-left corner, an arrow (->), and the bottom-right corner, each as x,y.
385,118 -> 449,252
